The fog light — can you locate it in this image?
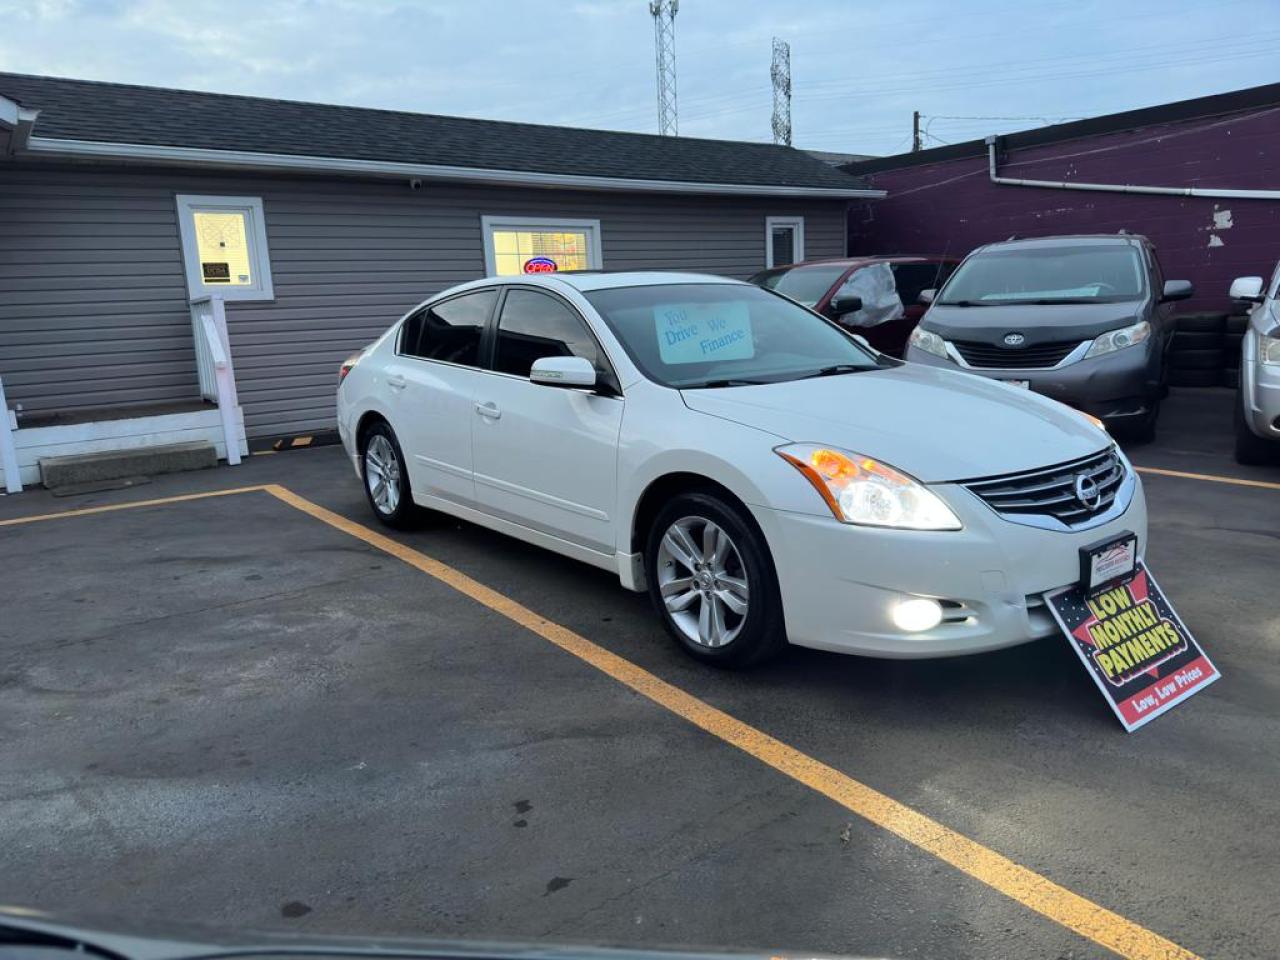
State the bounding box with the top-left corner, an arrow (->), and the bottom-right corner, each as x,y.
892,597 -> 943,632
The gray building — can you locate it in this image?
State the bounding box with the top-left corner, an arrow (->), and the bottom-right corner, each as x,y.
0,73 -> 879,486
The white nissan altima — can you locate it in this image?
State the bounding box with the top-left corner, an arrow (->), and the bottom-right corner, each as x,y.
337,271 -> 1146,666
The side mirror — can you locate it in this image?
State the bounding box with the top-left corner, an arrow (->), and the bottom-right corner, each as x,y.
1160,279 -> 1194,303
828,294 -> 863,316
918,288 -> 936,305
1229,276 -> 1265,303
530,355 -> 597,389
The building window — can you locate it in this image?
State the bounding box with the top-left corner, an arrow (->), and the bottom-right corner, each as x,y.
481,216 -> 602,277
765,216 -> 805,268
176,194 -> 275,301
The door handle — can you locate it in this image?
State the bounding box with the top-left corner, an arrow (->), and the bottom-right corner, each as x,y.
475,400 -> 502,420
386,375 -> 407,390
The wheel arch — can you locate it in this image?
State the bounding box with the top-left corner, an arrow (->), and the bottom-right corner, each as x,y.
629,471 -> 768,557
355,410 -> 390,454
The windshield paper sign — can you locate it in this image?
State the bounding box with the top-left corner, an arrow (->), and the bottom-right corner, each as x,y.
1046,563 -> 1219,731
655,302 -> 754,365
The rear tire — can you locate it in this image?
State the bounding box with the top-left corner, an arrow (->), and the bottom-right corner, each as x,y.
360,420 -> 421,529
645,492 -> 786,668
1234,386 -> 1278,465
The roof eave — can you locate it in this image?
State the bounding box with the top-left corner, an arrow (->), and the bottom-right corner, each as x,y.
0,94 -> 38,155
21,136 -> 885,199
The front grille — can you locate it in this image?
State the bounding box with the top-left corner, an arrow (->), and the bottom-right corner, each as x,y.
960,448 -> 1126,526
951,338 -> 1080,369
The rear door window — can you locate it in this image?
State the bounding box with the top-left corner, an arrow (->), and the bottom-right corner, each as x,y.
400,289 -> 497,367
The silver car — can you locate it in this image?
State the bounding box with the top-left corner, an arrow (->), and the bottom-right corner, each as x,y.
1229,266 -> 1280,464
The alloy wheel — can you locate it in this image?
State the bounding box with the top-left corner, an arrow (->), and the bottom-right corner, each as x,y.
656,516 -> 750,648
364,434 -> 402,515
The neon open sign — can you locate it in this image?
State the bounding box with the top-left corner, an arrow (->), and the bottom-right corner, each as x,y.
523,256 -> 559,274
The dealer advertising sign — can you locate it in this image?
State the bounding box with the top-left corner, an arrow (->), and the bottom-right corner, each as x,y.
1046,537 -> 1219,731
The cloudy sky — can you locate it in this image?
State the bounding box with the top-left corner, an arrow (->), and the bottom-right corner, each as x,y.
2,0 -> 1278,155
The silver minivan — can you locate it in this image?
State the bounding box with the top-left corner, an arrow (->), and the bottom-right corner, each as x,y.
1228,265 -> 1280,464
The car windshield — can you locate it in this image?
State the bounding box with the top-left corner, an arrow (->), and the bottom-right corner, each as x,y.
584,282 -> 882,388
750,264 -> 849,306
939,244 -> 1147,304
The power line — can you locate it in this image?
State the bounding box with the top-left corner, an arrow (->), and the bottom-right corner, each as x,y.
793,29 -> 1280,96
924,114 -> 1085,124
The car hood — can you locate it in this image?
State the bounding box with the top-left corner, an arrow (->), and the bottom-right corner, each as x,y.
680,363 -> 1109,483
921,300 -> 1145,344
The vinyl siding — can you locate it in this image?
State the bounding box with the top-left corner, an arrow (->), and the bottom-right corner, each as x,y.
0,162 -> 848,438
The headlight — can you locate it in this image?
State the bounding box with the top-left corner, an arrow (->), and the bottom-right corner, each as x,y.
908,326 -> 949,359
1261,333 -> 1280,365
1084,319 -> 1150,359
776,444 -> 962,530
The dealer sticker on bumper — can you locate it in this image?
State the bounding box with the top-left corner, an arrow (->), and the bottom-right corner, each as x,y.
1046,542 -> 1219,732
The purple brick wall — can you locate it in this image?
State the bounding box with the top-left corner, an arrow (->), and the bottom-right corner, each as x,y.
848,107 -> 1280,314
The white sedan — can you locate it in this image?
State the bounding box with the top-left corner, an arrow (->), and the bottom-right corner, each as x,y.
337,272 -> 1146,666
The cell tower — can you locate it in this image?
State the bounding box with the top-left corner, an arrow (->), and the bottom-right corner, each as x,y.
650,0 -> 678,136
771,37 -> 791,146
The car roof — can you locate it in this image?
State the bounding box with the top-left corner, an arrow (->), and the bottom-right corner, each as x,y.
973,234 -> 1148,254
511,271 -> 743,292
763,255 -> 956,271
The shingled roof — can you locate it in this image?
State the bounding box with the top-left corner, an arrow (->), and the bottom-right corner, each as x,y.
0,72 -> 877,196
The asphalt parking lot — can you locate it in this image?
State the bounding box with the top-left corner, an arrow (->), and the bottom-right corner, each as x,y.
2,386 -> 1277,960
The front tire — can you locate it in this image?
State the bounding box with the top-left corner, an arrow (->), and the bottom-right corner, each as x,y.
360,421 -> 419,528
645,492 -> 786,668
1115,395 -> 1160,445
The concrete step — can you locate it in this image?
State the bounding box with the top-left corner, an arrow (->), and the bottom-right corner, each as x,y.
39,441 -> 217,489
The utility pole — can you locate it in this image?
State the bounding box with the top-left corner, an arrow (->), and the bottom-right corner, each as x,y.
770,37 -> 792,146
649,0 -> 679,136
912,110 -> 922,152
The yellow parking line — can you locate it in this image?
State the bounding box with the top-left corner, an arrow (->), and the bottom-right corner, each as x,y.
263,483 -> 1198,960
0,485 -> 268,527
1135,465 -> 1280,491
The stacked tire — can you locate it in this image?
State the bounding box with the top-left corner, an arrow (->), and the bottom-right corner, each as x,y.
1169,313 -> 1232,387
1222,309 -> 1250,389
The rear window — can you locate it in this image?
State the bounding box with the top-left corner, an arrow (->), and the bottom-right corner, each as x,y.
751,264 -> 848,307
940,245 -> 1146,304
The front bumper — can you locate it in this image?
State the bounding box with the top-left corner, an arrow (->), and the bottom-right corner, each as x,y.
1242,353 -> 1280,440
752,461 -> 1147,658
905,342 -> 1161,423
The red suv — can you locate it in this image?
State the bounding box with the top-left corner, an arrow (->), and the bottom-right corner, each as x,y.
750,256 -> 958,357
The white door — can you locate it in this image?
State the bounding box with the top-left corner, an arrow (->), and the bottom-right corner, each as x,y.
471,288 -> 623,553
766,216 -> 805,268
388,288 -> 498,508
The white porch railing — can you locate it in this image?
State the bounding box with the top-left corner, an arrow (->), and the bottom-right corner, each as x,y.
0,375 -> 21,493
190,294 -> 243,466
